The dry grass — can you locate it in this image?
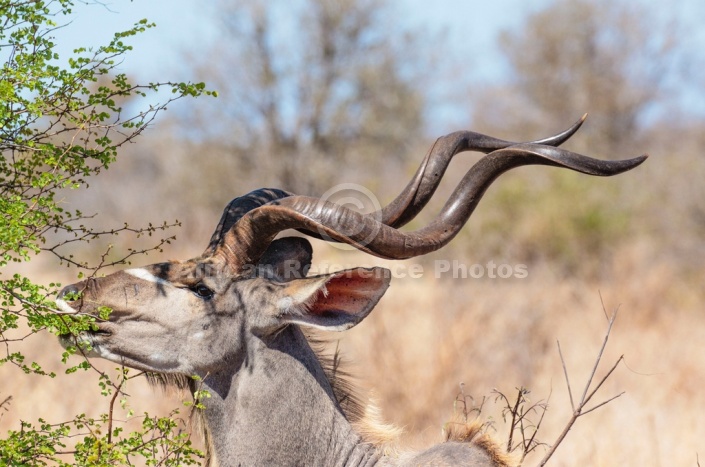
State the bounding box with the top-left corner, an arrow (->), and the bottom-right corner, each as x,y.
326,239 -> 704,466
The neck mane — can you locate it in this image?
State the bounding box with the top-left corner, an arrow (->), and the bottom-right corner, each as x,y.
145,327 -> 512,467
195,325 -> 390,467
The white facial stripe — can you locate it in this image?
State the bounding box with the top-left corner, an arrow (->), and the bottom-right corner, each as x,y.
92,345 -> 124,362
55,298 -> 76,313
125,268 -> 172,286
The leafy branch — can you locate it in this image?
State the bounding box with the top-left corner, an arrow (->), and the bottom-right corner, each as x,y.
0,0 -> 214,464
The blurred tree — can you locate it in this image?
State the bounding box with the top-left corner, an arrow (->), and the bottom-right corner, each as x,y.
470,0 -> 679,156
451,0 -> 692,273
175,0 -> 426,198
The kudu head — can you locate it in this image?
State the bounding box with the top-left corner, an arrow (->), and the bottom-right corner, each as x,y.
56,117 -> 647,381
56,235 -> 391,376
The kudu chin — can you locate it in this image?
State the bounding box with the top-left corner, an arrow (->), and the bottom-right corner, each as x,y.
57,116 -> 646,467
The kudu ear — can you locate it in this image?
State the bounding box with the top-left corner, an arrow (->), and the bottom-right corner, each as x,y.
275,267 -> 391,331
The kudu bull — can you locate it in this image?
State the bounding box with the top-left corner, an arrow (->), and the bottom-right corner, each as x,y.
57,116 -> 646,467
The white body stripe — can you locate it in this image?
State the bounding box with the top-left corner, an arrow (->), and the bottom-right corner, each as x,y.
125,268 -> 171,286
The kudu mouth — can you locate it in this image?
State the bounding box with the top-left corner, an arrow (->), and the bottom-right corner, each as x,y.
56,283 -> 114,348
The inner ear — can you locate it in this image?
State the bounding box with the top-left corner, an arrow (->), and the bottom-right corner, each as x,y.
257,237 -> 313,282
278,267 -> 391,331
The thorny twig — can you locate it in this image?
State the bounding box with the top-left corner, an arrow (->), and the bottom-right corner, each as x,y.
42,220 -> 180,270
493,387 -> 550,461
0,394 -> 12,422
455,382 -> 486,423
442,383 -> 488,436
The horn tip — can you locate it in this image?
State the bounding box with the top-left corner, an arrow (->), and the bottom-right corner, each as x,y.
606,153 -> 648,175
634,153 -> 649,164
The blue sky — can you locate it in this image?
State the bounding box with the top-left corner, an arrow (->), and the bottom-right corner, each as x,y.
54,0 -> 705,125
57,0 -> 553,82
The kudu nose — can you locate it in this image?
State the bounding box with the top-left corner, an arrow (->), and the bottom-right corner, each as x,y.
57,284 -> 80,301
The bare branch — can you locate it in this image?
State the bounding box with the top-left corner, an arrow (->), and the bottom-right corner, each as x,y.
557,340 -> 575,412
579,306 -> 619,405
583,355 -> 624,407
581,391 -> 625,416
537,306 -> 625,467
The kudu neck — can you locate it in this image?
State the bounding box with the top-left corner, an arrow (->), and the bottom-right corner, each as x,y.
199,325 -> 382,467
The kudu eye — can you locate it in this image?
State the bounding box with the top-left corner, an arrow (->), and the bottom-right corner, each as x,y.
191,284 -> 214,300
